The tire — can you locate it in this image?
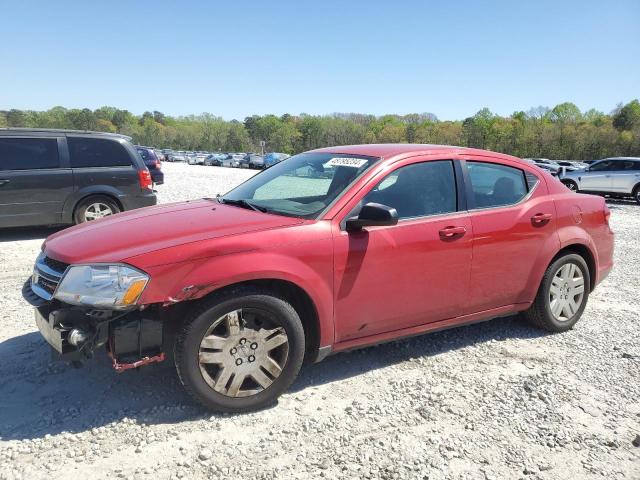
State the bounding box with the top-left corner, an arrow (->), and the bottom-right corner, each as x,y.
73,195 -> 120,224
562,180 -> 579,192
524,253 -> 590,332
633,184 -> 640,204
174,286 -> 305,412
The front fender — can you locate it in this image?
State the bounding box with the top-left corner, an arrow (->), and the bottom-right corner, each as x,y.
137,244 -> 335,348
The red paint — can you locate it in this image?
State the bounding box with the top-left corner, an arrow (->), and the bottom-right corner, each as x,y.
43,145 -> 615,357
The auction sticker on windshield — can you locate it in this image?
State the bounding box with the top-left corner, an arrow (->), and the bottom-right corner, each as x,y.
327,157 -> 368,168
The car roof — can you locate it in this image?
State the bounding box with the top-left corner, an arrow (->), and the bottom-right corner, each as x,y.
310,143 -> 524,164
0,127 -> 132,141
602,157 -> 640,161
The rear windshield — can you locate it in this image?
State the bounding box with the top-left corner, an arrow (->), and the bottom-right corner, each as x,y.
68,137 -> 133,168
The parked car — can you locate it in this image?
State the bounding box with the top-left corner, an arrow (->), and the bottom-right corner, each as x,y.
264,152 -> 290,168
168,151 -> 187,162
0,128 -> 156,228
135,146 -> 164,185
204,153 -> 228,166
560,157 -> 640,202
23,144 -> 614,412
229,153 -> 244,167
555,160 -> 589,172
241,153 -> 264,169
524,158 -> 561,175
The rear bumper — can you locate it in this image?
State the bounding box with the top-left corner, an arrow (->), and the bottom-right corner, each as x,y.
121,191 -> 157,211
150,169 -> 164,185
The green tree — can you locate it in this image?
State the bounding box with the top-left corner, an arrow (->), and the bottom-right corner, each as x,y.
612,99 -> 640,131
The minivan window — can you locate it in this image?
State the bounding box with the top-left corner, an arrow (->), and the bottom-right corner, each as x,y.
0,138 -> 59,171
68,137 -> 132,168
362,160 -> 457,220
466,162 -> 528,209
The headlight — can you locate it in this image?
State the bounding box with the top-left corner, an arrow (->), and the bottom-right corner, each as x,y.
54,264 -> 149,310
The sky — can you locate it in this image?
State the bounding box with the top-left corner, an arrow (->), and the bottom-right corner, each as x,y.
0,0 -> 638,121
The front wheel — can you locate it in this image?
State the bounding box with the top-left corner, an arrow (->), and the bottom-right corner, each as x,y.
174,287 -> 305,412
524,253 -> 590,332
633,185 -> 640,204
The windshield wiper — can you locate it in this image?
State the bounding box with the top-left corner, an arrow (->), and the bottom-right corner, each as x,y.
218,198 -> 268,213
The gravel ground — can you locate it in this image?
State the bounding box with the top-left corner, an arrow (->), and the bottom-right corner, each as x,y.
0,162 -> 638,480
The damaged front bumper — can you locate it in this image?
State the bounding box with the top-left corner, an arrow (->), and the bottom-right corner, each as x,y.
23,280 -> 165,371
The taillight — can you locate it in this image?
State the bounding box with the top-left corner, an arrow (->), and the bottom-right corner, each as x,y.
138,169 -> 152,189
603,204 -> 611,226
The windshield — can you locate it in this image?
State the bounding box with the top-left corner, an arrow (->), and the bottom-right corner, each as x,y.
222,152 -> 380,218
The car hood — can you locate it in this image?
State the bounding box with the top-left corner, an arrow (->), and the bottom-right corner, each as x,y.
43,200 -> 304,264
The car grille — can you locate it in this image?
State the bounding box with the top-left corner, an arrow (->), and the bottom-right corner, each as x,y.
30,254 -> 68,301
42,256 -> 69,273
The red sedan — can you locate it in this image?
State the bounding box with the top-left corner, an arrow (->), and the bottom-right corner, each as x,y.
24,144 -> 614,412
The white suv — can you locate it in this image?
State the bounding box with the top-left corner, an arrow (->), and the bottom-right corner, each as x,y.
560,157 -> 640,203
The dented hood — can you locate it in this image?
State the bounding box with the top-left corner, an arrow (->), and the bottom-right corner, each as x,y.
43,200 -> 303,264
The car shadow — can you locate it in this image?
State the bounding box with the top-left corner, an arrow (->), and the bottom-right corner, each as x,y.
605,198 -> 637,208
0,226 -> 66,243
0,316 -> 548,441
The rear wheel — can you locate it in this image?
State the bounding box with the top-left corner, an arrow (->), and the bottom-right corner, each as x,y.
633,185 -> 640,204
562,180 -> 579,192
174,287 -> 305,412
74,195 -> 120,224
524,253 -> 590,332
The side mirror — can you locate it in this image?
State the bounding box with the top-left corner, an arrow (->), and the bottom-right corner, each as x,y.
346,202 -> 398,232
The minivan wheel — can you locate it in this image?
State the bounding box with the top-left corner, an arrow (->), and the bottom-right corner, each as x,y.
562,180 -> 579,192
74,195 -> 120,223
524,253 -> 590,332
174,287 -> 305,412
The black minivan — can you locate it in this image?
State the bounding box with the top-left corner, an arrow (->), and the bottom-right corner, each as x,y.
0,129 -> 157,228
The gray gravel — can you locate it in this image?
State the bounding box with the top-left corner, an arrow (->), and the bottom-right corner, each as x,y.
0,162 -> 638,480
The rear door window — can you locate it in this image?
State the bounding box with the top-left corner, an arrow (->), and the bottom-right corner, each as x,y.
68,137 -> 133,168
466,162 -> 529,209
0,137 -> 59,170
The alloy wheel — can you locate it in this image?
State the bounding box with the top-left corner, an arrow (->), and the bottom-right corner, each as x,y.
198,309 -> 289,397
84,202 -> 114,220
549,263 -> 585,321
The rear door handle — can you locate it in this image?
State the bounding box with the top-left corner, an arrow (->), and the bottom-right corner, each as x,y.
439,226 -> 467,239
0,179 -> 10,186
531,213 -> 552,225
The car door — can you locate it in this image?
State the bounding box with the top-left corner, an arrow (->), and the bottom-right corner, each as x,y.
67,135 -> 139,197
0,136 -> 73,228
611,160 -> 640,194
460,157 -> 560,313
578,160 -> 614,191
332,159 -> 472,342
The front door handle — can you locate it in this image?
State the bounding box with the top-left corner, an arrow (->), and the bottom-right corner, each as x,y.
531,213 -> 552,225
0,179 -> 10,186
439,226 -> 466,239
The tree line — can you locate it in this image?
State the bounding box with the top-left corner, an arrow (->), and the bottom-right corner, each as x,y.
1,100 -> 639,160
